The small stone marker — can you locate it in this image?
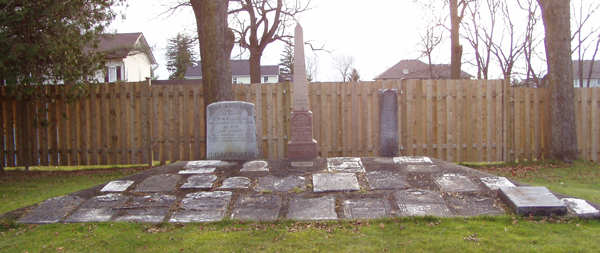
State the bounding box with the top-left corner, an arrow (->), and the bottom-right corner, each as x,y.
18,196 -> 86,224
365,171 -> 410,190
115,194 -> 177,223
134,174 -> 182,193
498,186 -> 567,216
65,194 -> 130,223
561,198 -> 600,216
395,189 -> 452,217
287,195 -> 337,221
327,157 -> 365,173
393,156 -> 433,164
219,176 -> 251,189
313,173 -> 360,192
255,176 -> 305,192
434,174 -> 480,192
100,180 -> 134,192
379,89 -> 399,157
181,174 -> 218,190
480,176 -> 515,190
240,160 -> 269,172
232,195 -> 283,221
343,198 -> 392,219
206,101 -> 259,160
170,191 -> 232,223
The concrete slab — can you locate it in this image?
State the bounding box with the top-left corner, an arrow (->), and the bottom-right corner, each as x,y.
133,174 -> 182,193
561,198 -> 600,216
434,174 -> 480,192
255,176 -> 305,192
480,176 -> 516,190
219,177 -> 251,189
127,193 -> 177,208
393,156 -> 433,164
446,195 -> 504,216
498,186 -> 567,216
343,198 -> 392,219
18,196 -> 86,224
232,195 -> 282,221
241,160 -> 269,172
395,189 -> 453,217
79,193 -> 130,209
313,173 -> 360,192
100,180 -> 135,192
170,191 -> 232,222
327,157 -> 365,173
287,196 -> 337,221
64,208 -> 117,223
115,208 -> 170,223
181,174 -> 217,190
184,160 -> 222,168
365,171 -> 410,190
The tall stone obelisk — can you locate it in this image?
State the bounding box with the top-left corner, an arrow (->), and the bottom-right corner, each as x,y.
288,23 -> 318,159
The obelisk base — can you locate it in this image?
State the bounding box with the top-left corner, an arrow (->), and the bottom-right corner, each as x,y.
287,110 -> 318,159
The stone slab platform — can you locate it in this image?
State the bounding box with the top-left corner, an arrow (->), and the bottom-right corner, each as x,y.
6,157 -> 600,224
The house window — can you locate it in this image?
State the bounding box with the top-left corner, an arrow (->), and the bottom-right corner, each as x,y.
233,77 -> 238,84
263,76 -> 268,83
107,66 -> 122,82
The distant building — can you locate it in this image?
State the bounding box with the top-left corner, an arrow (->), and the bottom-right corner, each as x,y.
185,59 -> 280,84
94,33 -> 157,83
573,60 -> 600,87
374,59 -> 473,80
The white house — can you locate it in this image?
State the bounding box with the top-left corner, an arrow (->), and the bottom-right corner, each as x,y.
95,33 -> 157,83
573,60 -> 600,87
185,59 -> 280,84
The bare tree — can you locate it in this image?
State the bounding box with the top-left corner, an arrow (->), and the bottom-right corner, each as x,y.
462,0 -> 498,79
519,0 -> 545,87
491,1 -> 526,79
306,54 -> 318,82
571,0 -> 600,87
332,54 -> 354,82
449,0 -> 473,79
418,22 -> 445,79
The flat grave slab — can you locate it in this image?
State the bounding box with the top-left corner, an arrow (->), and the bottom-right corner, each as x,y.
343,198 -> 392,219
480,176 -> 516,190
170,191 -> 232,223
64,194 -> 130,222
127,193 -> 177,208
434,174 -> 480,192
133,174 -> 182,193
291,161 -> 314,167
181,174 -> 218,190
184,160 -> 222,169
365,171 -> 410,190
240,160 -> 269,172
18,196 -> 86,224
313,173 -> 360,193
401,164 -> 440,173
100,180 -> 135,192
232,195 -> 283,221
287,196 -> 337,221
255,176 -> 305,192
219,177 -> 251,189
395,189 -> 453,217
561,198 -> 600,216
445,195 -> 504,216
327,157 -> 365,173
498,186 -> 567,216
393,156 -> 433,164
114,208 -> 170,223
179,167 -> 216,174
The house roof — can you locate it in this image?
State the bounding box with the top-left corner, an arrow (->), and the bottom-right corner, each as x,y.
95,33 -> 157,64
374,59 -> 473,80
573,60 -> 600,79
185,59 -> 280,77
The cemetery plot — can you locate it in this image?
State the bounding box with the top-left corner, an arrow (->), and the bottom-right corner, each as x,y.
434,174 -> 480,192
232,195 -> 283,221
287,196 -> 337,221
327,157 -> 365,173
313,173 -> 360,192
18,196 -> 86,224
395,189 -> 453,217
181,174 -> 218,190
445,195 -> 504,216
65,194 -> 130,223
255,176 -> 305,192
219,177 -> 251,189
365,171 -> 410,190
170,191 -> 232,223
133,174 -> 182,193
343,198 -> 392,219
480,176 -> 516,190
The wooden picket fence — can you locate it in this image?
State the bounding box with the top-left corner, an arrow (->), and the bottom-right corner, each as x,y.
1,79 -> 599,168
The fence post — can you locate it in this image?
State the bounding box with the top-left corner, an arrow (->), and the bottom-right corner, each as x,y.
144,78 -> 153,168
502,78 -> 512,162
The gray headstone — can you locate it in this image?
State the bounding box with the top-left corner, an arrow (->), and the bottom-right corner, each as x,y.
255,176 -> 305,192
219,177 -> 251,189
170,191 -> 232,223
313,173 -> 360,192
133,174 -> 182,193
480,176 -> 515,190
287,195 -> 337,221
434,174 -> 480,192
100,180 -> 135,192
181,174 -> 218,189
498,186 -> 567,216
343,198 -> 392,219
232,195 -> 283,221
241,160 -> 269,172
64,194 -> 131,223
327,157 -> 365,173
395,189 -> 453,217
379,89 -> 399,157
206,101 -> 258,160
18,196 -> 86,224
365,171 -> 410,190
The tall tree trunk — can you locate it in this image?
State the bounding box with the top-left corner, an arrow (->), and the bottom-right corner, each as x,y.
249,51 -> 262,84
538,0 -> 578,162
191,0 -> 235,107
450,0 -> 463,79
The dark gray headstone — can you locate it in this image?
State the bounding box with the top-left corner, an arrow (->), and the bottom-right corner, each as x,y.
255,176 -> 305,192
133,174 -> 182,193
395,189 -> 453,217
232,195 -> 283,221
434,174 -> 480,192
343,198 -> 392,219
327,157 -> 365,173
18,196 -> 86,224
170,191 -> 232,223
313,173 -> 360,192
498,186 -> 567,216
287,195 -> 337,221
181,174 -> 218,190
206,101 -> 258,160
379,89 -> 399,157
219,177 -> 251,189
365,171 -> 410,190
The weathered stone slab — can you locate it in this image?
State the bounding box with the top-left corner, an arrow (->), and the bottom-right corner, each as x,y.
313,173 -> 360,193
379,89 -> 399,157
343,198 -> 392,219
255,176 -> 305,192
133,174 -> 182,193
232,195 -> 283,221
393,156 -> 433,164
100,180 -> 135,192
127,193 -> 177,208
206,101 -> 258,160
480,176 -> 515,190
402,164 -> 440,173
446,196 -> 505,216
181,174 -> 218,190
327,157 -> 365,173
395,189 -> 453,217
434,174 -> 480,192
18,196 -> 86,224
365,171 -> 410,190
287,195 -> 337,221
219,177 -> 251,189
179,167 -> 216,174
115,208 -> 170,223
498,186 -> 567,216
241,160 -> 269,172
561,198 -> 600,216
64,194 -> 131,222
184,160 -> 222,169
170,192 -> 232,222
80,193 -> 130,208
291,161 -> 314,167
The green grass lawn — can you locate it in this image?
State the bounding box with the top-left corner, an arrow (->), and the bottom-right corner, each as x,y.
1,160 -> 599,252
